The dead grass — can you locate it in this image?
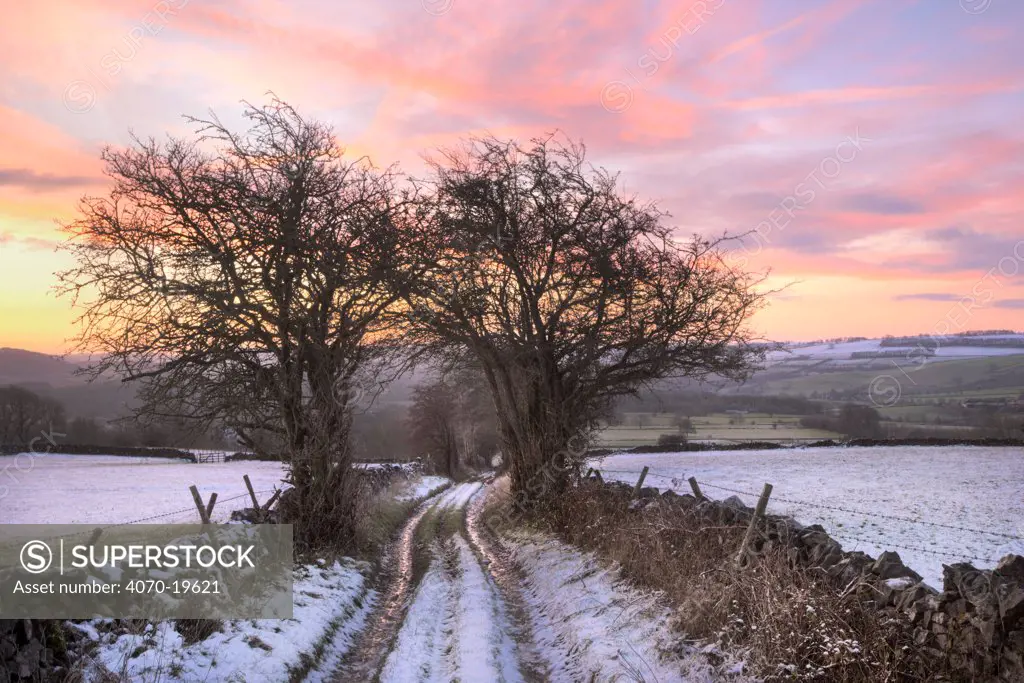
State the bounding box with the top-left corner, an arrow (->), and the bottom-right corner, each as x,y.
173,618 -> 223,646
351,480 -> 420,559
524,482 -> 944,682
351,476 -> 451,559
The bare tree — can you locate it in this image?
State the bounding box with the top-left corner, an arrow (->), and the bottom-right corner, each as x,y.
407,368 -> 500,477
407,380 -> 460,478
58,99 -> 405,550
0,386 -> 65,445
402,135 -> 767,504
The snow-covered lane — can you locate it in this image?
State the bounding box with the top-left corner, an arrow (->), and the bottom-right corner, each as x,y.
449,535 -> 522,682
379,534 -> 523,682
378,550 -> 452,682
377,481 -> 525,683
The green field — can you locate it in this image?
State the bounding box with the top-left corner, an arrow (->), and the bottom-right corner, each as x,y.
751,355 -> 1024,402
595,412 -> 842,448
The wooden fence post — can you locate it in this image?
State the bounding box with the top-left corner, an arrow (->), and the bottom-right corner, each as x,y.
631,466 -> 650,498
263,489 -> 282,511
736,482 -> 773,568
189,485 -> 211,524
688,476 -> 704,500
205,492 -> 218,520
243,474 -> 260,508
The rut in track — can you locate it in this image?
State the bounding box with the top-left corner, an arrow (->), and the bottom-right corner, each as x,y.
330,480 -> 545,682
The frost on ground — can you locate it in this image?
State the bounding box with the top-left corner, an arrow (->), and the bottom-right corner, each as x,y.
505,529 -> 752,682
83,559 -> 373,682
594,446 -> 1024,588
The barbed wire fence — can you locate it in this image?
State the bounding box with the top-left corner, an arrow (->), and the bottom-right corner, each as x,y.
25,485 -> 283,546
590,466 -> 1024,567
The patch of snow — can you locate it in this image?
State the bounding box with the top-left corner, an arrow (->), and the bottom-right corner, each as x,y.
394,475 -> 452,502
450,535 -> 522,682
427,480 -> 483,511
379,547 -> 452,682
439,481 -> 483,510
84,559 -> 373,682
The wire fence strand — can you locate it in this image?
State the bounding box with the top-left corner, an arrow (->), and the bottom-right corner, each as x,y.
831,532 -> 999,565
28,488 -> 282,544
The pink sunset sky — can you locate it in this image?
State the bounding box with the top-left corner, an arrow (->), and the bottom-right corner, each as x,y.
0,0 -> 1022,353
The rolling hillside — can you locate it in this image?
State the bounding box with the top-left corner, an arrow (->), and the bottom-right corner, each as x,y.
0,348 -> 136,419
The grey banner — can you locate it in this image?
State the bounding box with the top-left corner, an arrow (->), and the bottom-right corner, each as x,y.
0,524 -> 293,619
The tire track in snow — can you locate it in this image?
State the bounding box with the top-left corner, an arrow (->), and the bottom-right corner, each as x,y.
376,541 -> 454,681
332,480 -> 529,682
468,477 -> 754,682
377,482 -> 527,682
330,485 -> 453,682
446,535 -> 522,681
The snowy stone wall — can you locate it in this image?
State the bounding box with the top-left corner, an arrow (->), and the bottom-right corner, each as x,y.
617,480 -> 1024,680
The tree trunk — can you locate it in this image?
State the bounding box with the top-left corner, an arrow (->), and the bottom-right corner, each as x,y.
284,363 -> 358,553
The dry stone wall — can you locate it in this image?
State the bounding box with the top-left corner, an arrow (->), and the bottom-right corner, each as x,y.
621,481 -> 1024,680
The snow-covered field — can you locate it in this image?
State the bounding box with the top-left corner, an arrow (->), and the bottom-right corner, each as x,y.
767,334 -> 1024,362
592,446 -> 1024,589
0,454 -> 288,525
0,453 -> 441,525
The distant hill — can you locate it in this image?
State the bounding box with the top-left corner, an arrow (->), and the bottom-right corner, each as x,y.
0,348 -> 81,387
0,347 -> 425,421
0,348 -> 136,420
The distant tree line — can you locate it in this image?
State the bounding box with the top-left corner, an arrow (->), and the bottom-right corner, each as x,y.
0,385 -> 229,449
0,386 -> 64,445
613,391 -> 824,419
799,404 -> 882,439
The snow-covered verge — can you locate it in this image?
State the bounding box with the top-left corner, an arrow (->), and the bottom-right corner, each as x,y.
394,475 -> 452,502
505,529 -> 752,682
593,445 -> 1024,588
80,559 -> 374,682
